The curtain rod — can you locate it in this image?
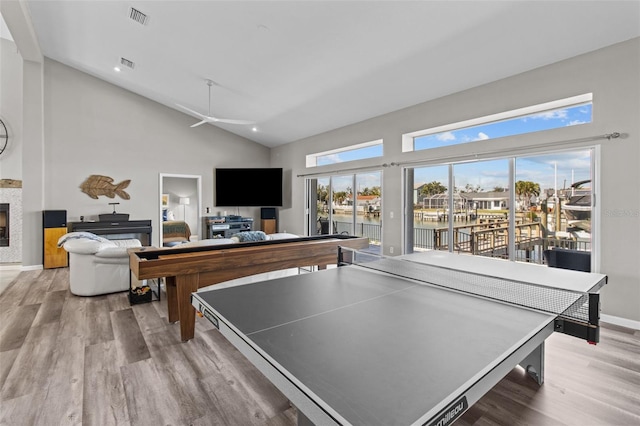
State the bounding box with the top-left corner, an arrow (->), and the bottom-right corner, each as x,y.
395,132 -> 622,168
296,132 -> 621,177
297,163 -> 396,177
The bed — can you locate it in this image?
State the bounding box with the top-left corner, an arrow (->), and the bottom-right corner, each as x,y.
162,220 -> 191,246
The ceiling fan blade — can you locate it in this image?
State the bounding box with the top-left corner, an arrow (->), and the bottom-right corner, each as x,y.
178,83 -> 255,128
176,104 -> 207,119
213,118 -> 256,125
190,120 -> 209,128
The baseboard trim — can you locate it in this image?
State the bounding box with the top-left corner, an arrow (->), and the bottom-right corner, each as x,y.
0,263 -> 22,271
21,264 -> 43,271
601,314 -> 640,331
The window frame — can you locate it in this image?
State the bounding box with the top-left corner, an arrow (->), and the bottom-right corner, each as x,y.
306,139 -> 383,168
402,145 -> 599,270
402,93 -> 593,153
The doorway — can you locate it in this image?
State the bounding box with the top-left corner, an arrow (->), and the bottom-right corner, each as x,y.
159,174 -> 202,246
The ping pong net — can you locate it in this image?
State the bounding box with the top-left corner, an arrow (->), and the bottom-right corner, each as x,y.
338,248 -> 603,344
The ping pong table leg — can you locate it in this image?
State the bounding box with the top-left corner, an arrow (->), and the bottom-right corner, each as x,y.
519,342 -> 545,385
176,273 -> 199,342
297,410 -> 314,426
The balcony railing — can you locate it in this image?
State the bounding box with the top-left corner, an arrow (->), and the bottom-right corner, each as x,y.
332,220 -> 590,265
332,221 -> 381,244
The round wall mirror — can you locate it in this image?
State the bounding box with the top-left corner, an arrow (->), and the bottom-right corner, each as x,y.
0,119 -> 8,156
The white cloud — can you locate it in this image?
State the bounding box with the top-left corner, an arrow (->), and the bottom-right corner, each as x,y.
515,151 -> 591,189
567,120 -> 586,126
531,109 -> 568,120
319,154 -> 342,164
436,131 -> 456,141
475,132 -> 489,141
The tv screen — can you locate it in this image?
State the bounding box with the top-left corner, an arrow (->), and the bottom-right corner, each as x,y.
215,168 -> 283,207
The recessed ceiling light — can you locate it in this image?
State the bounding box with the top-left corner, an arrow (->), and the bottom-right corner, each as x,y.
252,127 -> 258,132
114,66 -> 121,72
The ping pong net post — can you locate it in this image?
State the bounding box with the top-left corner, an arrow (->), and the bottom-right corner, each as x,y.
337,247 -> 603,344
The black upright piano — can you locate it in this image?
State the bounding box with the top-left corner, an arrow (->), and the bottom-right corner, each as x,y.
69,220 -> 152,246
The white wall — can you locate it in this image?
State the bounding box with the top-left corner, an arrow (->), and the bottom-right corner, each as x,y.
271,38 -> 640,323
0,38 -> 24,263
15,59 -> 270,262
0,38 -> 23,180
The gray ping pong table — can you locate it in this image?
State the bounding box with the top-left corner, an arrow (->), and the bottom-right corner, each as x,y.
191,248 -> 607,426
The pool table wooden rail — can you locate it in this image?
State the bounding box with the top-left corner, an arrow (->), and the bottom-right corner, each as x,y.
129,235 -> 369,341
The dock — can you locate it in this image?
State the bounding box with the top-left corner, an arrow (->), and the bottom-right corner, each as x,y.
413,210 -> 506,222
427,221 -> 589,261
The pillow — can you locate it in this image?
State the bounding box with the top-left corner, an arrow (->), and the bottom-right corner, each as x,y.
167,210 -> 175,221
57,231 -> 111,247
267,233 -> 300,240
231,231 -> 267,243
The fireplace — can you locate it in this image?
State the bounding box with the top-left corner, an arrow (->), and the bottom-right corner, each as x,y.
0,203 -> 8,247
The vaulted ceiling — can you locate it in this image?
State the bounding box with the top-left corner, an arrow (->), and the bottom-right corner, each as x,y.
6,1 -> 640,147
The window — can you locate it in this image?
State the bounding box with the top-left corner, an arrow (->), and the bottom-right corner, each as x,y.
306,171 -> 382,252
408,159 -> 509,255
306,139 -> 383,167
402,94 -> 592,152
515,150 -> 593,260
404,149 -> 593,265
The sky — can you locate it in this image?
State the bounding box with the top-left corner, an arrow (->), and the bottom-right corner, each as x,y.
316,102 -> 593,194
414,103 -> 592,151
414,103 -> 592,192
317,144 -> 383,166
414,151 -> 591,195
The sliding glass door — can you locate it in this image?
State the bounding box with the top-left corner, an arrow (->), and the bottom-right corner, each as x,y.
515,150 -> 593,263
355,171 -> 382,247
407,165 -> 450,252
331,175 -> 354,234
306,171 -> 382,252
404,148 -> 594,265
453,159 -> 509,257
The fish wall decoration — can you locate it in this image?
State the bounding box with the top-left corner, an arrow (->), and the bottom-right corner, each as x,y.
80,175 -> 131,200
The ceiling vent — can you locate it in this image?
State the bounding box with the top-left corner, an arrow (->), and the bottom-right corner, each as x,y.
120,57 -> 135,69
129,7 -> 148,25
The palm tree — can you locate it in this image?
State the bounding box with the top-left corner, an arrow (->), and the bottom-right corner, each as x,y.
461,183 -> 482,193
333,191 -> 348,205
515,180 -> 541,210
359,186 -> 381,196
420,181 -> 447,197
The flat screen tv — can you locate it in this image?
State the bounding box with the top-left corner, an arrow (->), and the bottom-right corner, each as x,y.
215,168 -> 283,207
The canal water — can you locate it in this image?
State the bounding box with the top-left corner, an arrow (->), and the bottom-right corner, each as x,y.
329,213 -> 475,230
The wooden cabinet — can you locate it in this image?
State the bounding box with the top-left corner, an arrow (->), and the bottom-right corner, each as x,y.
43,210 -> 68,269
261,219 -> 277,234
44,227 -> 68,269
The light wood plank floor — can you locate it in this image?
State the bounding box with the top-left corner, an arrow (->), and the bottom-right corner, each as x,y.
1,268 -> 639,425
